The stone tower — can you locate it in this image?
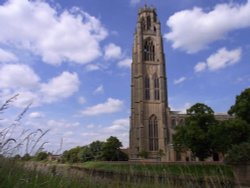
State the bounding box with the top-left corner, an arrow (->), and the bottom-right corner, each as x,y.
130,6 -> 169,160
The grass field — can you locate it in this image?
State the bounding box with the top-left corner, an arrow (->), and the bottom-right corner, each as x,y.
0,159 -> 235,188
79,161 -> 234,178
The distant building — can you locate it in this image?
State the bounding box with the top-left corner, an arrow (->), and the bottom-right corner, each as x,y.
129,5 -> 232,162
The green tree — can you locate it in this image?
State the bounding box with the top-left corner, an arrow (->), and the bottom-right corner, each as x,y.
173,103 -> 217,161
89,141 -> 104,160
35,151 -> 48,161
209,119 -> 250,155
62,146 -> 81,163
225,142 -> 250,164
78,146 -> 92,162
22,153 -> 31,161
102,136 -> 126,161
228,88 -> 250,123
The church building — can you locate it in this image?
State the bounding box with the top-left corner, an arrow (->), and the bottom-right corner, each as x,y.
129,6 -> 230,162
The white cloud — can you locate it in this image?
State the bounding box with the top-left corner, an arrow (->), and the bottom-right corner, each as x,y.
40,71 -> 80,103
0,64 -> 80,107
173,76 -> 186,85
170,102 -> 192,114
0,0 -> 108,65
85,64 -> 100,72
107,118 -> 129,131
165,1 -> 250,53
93,85 -> 104,95
118,58 -> 132,68
0,48 -> 18,63
104,43 -> 122,60
130,0 -> 141,5
0,64 -> 40,89
29,111 -> 44,119
13,90 -> 40,107
78,96 -> 86,104
194,47 -> 242,72
194,62 -> 207,73
0,67 -> 80,107
81,98 -> 123,116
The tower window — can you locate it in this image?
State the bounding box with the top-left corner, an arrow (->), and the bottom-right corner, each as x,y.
146,15 -> 151,30
144,76 -> 150,100
153,74 -> 160,100
141,17 -> 146,31
149,115 -> 158,151
143,38 -> 155,61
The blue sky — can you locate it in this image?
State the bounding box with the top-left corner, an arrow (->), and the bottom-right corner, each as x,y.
0,0 -> 249,154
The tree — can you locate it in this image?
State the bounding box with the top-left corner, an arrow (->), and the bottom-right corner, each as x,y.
228,88 -> 250,123
173,103 -> 217,161
78,146 -> 92,162
209,119 -> 250,156
102,136 -> 126,161
62,146 -> 82,163
35,151 -> 48,161
225,142 -> 250,164
89,141 -> 104,160
22,153 -> 31,161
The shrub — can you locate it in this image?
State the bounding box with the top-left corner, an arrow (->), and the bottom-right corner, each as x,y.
225,142 -> 250,164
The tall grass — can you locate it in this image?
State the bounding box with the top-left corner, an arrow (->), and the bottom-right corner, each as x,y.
0,159 -> 173,188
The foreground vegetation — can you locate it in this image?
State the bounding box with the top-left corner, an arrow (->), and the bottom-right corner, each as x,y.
0,158 -> 235,188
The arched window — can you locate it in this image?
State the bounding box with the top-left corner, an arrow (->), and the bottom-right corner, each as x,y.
146,15 -> 151,30
144,76 -> 150,100
153,74 -> 160,100
171,118 -> 176,129
141,17 -> 146,31
143,38 -> 155,61
149,115 -> 158,151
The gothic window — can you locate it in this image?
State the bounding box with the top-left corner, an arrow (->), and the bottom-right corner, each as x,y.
149,115 -> 158,151
153,74 -> 160,100
146,15 -> 151,30
143,38 -> 155,61
141,17 -> 146,31
171,118 -> 176,129
144,76 -> 150,100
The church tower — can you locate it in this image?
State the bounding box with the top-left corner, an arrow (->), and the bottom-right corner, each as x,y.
130,6 -> 169,160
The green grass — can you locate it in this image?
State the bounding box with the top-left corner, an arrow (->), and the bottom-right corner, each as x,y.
78,161 -> 234,178
0,159 -> 235,188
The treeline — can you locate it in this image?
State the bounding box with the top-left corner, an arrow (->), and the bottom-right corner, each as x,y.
62,136 -> 128,163
173,88 -> 250,163
9,136 -> 128,163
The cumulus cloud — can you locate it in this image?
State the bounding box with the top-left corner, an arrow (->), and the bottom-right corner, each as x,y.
194,47 -> 242,72
0,64 -> 40,89
81,98 -> 123,116
165,1 -> 250,53
0,63 -> 80,107
118,58 -> 132,68
173,76 -> 186,85
93,85 -> 104,95
0,0 -> 108,65
107,118 -> 129,131
0,48 -> 18,63
85,64 -> 100,72
194,62 -> 207,73
29,111 -> 44,119
104,43 -> 122,60
40,71 -> 80,103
